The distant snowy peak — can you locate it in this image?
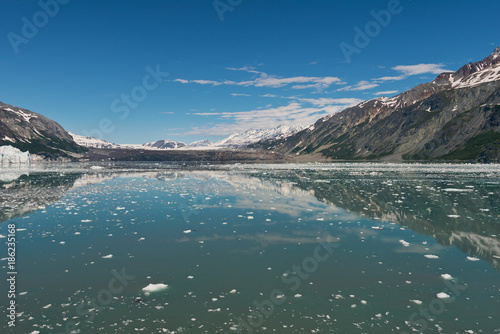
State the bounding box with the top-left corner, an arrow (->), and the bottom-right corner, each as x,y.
215,124 -> 307,147
69,132 -> 121,149
143,140 -> 187,149
69,124 -> 307,151
188,139 -> 213,147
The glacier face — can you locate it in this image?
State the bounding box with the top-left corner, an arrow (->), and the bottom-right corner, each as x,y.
0,145 -> 31,165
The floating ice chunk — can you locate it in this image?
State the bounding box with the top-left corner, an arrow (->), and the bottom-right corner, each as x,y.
447,215 -> 460,218
116,206 -> 125,210
375,313 -> 382,318
74,232 -> 81,235
187,276 -> 194,279
0,235 -> 5,239
229,289 -> 237,294
81,219 -> 92,223
247,216 -> 254,220
360,300 -> 367,304
19,292 -> 27,295
443,188 -> 472,192
60,241 -> 66,245
102,254 -> 113,259
410,300 -> 423,305
437,292 -> 450,299
351,304 -> 357,308
42,304 -> 52,309
183,230 -> 192,234
424,254 -> 439,259
441,274 -> 453,280
466,256 -> 480,261
138,237 -> 145,241
399,240 -> 410,247
294,294 -> 302,298
142,283 -> 168,296
29,331 -> 40,334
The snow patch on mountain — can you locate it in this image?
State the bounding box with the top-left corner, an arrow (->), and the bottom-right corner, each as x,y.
452,63 -> 500,89
4,108 -> 38,123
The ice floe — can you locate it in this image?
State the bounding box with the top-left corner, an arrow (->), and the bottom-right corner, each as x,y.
142,283 -> 169,296
424,254 -> 439,259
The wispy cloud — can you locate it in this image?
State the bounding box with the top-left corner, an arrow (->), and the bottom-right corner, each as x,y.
175,68 -> 344,90
159,111 -> 175,114
337,80 -> 379,92
392,63 -> 450,76
230,93 -> 251,97
372,75 -> 406,82
373,90 -> 399,96
287,97 -> 363,107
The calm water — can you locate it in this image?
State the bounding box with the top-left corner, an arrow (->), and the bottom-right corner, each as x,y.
0,162 -> 499,333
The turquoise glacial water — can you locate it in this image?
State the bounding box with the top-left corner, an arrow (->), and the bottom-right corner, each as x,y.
0,162 -> 499,333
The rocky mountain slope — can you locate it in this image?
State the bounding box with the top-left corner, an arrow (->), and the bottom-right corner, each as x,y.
252,47 -> 500,162
0,102 -> 85,158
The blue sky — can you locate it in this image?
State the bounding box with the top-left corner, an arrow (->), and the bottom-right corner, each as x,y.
1,0 -> 499,144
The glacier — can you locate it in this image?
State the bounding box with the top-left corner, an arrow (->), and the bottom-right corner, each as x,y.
0,145 -> 31,165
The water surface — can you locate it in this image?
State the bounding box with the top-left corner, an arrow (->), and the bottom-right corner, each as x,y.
0,162 -> 499,333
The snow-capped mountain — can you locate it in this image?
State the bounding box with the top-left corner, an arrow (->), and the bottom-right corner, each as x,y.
188,139 -> 213,147
143,140 -> 187,149
214,124 -> 307,147
69,132 -> 122,149
68,124 -> 307,151
432,45 -> 500,89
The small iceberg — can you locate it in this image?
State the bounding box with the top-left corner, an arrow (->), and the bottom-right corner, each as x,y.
437,292 -> 450,299
142,283 -> 169,296
424,254 -> 439,259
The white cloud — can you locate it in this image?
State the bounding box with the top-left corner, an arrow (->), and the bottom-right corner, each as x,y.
175,69 -> 343,90
231,93 -> 251,97
392,63 -> 450,76
288,97 -> 363,107
373,90 -> 399,96
338,80 -> 379,92
225,66 -> 263,74
372,75 -> 406,82
260,94 -> 279,98
159,111 -> 175,114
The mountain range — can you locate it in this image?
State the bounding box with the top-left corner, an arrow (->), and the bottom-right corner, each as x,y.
1,46 -> 499,162
69,124 -> 306,151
